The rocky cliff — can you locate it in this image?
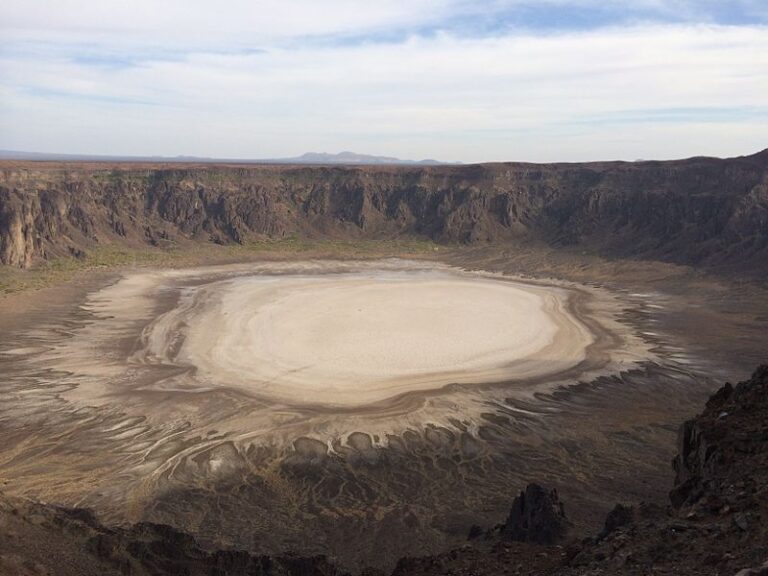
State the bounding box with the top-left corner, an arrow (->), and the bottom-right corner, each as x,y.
2,150 -> 767,272
561,364 -> 768,575
389,365 -> 768,575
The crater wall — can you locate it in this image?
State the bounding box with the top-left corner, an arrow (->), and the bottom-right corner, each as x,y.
2,150 -> 767,272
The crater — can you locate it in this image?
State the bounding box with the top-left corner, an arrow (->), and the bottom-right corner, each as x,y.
0,258 -> 685,571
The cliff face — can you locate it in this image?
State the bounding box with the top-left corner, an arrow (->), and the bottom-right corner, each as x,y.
1,150 -> 767,272
671,365 -> 768,510
559,365 -> 768,575
393,365 -> 768,575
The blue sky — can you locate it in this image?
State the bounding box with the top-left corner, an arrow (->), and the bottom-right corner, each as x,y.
1,0 -> 767,162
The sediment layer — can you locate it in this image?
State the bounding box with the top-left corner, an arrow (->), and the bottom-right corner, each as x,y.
132,269 -> 591,406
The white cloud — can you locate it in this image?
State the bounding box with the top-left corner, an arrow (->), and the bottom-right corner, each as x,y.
3,1 -> 766,48
0,0 -> 459,48
0,2 -> 766,162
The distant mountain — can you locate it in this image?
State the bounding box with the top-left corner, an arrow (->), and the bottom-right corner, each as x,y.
270,151 -> 449,165
0,149 -> 454,166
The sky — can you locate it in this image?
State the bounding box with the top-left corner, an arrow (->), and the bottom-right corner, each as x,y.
0,1 -> 767,163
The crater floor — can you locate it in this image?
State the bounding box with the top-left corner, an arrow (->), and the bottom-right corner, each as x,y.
135,270 -> 592,406
1,258 -> 714,571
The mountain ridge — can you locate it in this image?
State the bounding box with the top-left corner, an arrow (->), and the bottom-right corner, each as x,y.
0,149 -> 453,166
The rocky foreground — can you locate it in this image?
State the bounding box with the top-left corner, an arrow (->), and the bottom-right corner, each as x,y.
2,150 -> 767,273
392,365 -> 768,576
1,366 -> 765,576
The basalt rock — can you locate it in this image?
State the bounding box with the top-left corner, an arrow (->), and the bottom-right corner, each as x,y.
597,504 -> 634,540
379,366 -> 768,575
501,483 -> 569,545
0,491 -> 349,576
2,149 -> 767,273
568,365 -> 768,575
671,364 -> 768,509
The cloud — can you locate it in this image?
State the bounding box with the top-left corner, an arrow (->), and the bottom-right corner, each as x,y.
0,0 -> 459,49
3,1 -> 767,48
0,2 -> 767,161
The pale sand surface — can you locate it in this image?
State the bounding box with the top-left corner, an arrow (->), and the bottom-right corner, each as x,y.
16,259 -> 648,414
167,273 -> 591,405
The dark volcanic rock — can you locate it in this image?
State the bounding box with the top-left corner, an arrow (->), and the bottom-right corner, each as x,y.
377,366 -> 768,575
2,149 -> 768,273
671,365 -> 768,509
597,504 -> 634,540
501,483 -> 569,545
565,365 -> 768,575
0,492 -> 350,576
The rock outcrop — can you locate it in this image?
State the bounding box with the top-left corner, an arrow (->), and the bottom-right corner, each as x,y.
501,484 -> 569,545
2,149 -> 767,273
671,365 -> 768,509
0,494 -> 348,576
563,365 -> 768,574
386,365 -> 768,575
